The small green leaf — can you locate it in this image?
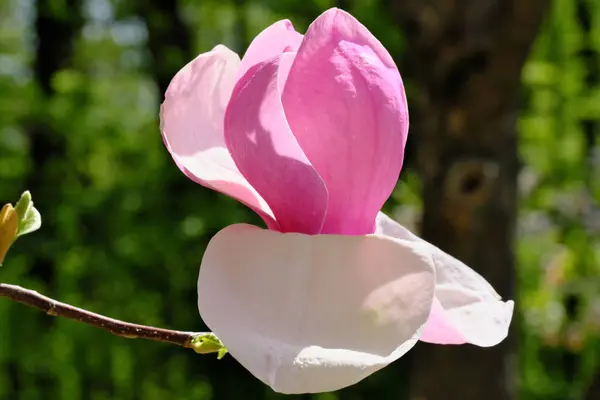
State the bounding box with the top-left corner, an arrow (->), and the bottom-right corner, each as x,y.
14,190 -> 41,237
217,347 -> 229,360
14,190 -> 32,220
191,333 -> 228,358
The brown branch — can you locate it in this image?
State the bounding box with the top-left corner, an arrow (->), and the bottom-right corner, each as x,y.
0,283 -> 211,349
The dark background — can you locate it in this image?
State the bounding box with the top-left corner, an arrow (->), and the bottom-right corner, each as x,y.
1,0 -> 599,399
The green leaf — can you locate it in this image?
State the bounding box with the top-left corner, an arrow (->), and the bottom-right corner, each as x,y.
14,190 -> 42,237
216,347 -> 229,360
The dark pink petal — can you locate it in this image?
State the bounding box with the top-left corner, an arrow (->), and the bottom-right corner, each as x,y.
224,53 -> 328,234
238,20 -> 303,80
419,249 -> 515,346
160,45 -> 277,229
418,298 -> 466,345
282,8 -> 408,235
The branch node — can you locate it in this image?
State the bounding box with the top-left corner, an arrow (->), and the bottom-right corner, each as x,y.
47,302 -> 58,316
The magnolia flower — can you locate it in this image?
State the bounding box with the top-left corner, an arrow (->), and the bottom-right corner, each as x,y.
160,7 -> 514,394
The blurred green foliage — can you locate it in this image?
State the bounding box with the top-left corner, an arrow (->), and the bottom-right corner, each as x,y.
517,1 -> 600,398
0,0 -> 599,399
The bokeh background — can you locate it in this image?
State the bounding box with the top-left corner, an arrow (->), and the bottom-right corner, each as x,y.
1,0 -> 599,399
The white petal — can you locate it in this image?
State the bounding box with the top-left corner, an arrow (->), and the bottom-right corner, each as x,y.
375,212 -> 514,347
198,224 -> 435,393
160,45 -> 275,225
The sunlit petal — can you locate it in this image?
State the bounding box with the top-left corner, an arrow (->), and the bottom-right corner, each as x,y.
161,45 -> 277,228
238,20 -> 303,79
198,223 -> 435,393
225,53 -> 328,234
282,8 -> 409,234
375,212 -> 514,347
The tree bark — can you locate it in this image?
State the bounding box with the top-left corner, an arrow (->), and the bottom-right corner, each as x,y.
135,0 -> 194,97
386,1 -> 550,399
586,374 -> 600,400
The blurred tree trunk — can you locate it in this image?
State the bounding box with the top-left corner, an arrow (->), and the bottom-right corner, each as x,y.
233,0 -> 249,51
586,374 -> 600,400
386,1 -> 549,399
12,0 -> 83,394
26,0 -> 83,284
135,1 -> 193,96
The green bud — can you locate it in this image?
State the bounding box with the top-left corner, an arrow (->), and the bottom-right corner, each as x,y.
191,333 -> 228,359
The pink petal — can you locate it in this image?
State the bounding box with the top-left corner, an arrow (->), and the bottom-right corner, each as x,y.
224,53 -> 328,234
198,224 -> 435,394
238,20 -> 303,80
161,45 -> 277,228
282,8 -> 408,235
375,212 -> 514,347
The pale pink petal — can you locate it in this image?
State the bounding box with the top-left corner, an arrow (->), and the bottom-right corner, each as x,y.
198,223 -> 435,394
238,20 -> 303,80
282,8 -> 408,235
375,212 -> 514,347
161,45 -> 277,228
224,53 -> 328,234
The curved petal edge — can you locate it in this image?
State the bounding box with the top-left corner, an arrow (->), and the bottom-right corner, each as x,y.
160,45 -> 277,228
225,54 -> 328,234
198,223 -> 435,393
375,212 -> 514,347
282,9 -> 409,235
238,19 -> 303,80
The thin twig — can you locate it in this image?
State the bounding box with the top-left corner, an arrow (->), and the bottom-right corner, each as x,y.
0,282 -> 208,348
